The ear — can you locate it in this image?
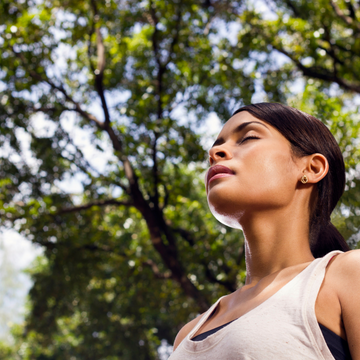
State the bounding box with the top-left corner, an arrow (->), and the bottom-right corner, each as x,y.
301,153 -> 329,184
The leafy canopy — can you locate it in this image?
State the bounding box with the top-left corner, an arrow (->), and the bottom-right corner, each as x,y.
0,0 -> 359,358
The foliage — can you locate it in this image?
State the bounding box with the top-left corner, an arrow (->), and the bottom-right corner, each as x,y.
0,0 -> 248,358
0,0 -> 359,358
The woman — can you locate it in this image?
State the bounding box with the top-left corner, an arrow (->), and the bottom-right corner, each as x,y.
169,103 -> 360,360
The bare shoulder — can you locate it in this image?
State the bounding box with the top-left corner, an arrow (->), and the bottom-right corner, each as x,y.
173,314 -> 203,351
329,249 -> 360,277
325,250 -> 360,291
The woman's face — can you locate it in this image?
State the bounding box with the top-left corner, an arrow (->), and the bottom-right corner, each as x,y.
206,111 -> 303,229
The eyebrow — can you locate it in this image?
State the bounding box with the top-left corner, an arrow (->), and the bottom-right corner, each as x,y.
211,121 -> 269,148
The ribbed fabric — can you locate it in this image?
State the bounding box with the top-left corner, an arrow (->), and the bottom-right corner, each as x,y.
169,251 -> 343,360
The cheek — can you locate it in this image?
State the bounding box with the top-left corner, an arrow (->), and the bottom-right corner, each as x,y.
207,146 -> 297,216
246,148 -> 297,198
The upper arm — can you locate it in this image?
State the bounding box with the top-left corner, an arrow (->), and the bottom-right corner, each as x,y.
334,250 -> 360,359
173,315 -> 203,351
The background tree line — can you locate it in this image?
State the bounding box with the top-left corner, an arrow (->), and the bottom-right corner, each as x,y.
0,0 -> 359,358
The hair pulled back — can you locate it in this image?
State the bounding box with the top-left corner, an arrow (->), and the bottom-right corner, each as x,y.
232,103 -> 350,258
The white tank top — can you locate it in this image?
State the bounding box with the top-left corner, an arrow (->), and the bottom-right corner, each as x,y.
169,250 -> 342,360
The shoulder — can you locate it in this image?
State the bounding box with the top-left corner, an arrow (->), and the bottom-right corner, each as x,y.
325,250 -> 360,290
328,249 -> 360,279
173,314 -> 203,351
325,250 -> 360,302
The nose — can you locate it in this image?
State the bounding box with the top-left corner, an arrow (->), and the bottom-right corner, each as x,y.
209,145 -> 232,165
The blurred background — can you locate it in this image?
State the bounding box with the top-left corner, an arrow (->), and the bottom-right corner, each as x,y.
0,0 -> 359,358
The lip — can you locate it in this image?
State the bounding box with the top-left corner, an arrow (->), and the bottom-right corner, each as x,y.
207,165 -> 235,186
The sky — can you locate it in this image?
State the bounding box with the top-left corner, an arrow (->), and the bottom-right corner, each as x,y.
0,229 -> 42,342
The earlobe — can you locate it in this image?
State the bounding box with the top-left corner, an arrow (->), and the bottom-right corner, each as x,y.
300,174 -> 308,184
301,154 -> 329,184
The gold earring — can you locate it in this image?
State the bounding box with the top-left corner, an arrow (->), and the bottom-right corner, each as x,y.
300,175 -> 308,184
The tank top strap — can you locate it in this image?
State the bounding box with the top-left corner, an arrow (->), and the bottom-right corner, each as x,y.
302,250 -> 343,358
187,296 -> 225,340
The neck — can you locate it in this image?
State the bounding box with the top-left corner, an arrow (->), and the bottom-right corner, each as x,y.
241,208 -> 315,286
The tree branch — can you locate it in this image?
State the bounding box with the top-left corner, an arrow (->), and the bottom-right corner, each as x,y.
282,0 -> 302,18
347,0 -> 357,20
148,0 -> 164,120
330,0 -> 360,31
151,132 -> 160,208
85,243 -> 172,280
83,243 -> 172,279
149,0 -> 161,69
272,45 -> 360,93
204,263 -> 236,292
161,183 -> 170,210
31,81 -> 134,185
87,12 -> 96,73
11,46 -> 103,128
143,259 -> 172,279
30,103 -> 131,192
14,45 -> 136,195
55,199 -> 133,215
318,44 -> 345,67
321,24 -> 343,78
37,238 -> 173,281
172,224 -> 240,291
88,0 -> 111,125
172,227 -> 195,246
164,4 -> 182,66
140,209 -> 209,311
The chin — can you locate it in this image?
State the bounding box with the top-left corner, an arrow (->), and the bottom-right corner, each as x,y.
208,202 -> 243,230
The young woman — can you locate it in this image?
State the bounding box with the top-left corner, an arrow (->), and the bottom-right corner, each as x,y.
169,103 -> 359,360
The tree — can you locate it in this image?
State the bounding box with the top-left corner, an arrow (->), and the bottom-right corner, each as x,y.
0,0 -> 359,358
0,0 -> 250,358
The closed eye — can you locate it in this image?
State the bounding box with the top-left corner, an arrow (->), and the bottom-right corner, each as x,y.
238,135 -> 260,144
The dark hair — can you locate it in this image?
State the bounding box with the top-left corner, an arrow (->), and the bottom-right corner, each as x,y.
232,102 -> 350,258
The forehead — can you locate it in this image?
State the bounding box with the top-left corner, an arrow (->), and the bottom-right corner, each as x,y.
218,111 -> 270,136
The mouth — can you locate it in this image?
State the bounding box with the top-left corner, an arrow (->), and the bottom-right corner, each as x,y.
207,165 -> 235,186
